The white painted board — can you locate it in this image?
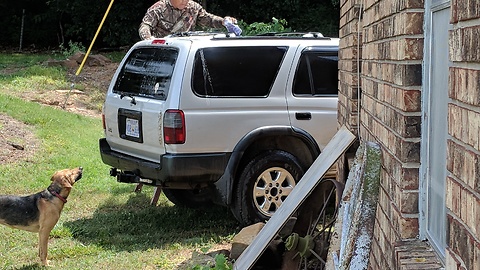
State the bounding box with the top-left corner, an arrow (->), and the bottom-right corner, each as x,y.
234,126 -> 356,270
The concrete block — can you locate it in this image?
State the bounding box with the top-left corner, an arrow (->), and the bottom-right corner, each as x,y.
230,222 -> 265,260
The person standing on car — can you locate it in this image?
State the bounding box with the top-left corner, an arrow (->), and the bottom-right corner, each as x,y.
139,0 -> 238,40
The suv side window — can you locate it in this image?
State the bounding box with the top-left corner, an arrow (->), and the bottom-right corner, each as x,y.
192,46 -> 287,97
293,50 -> 338,96
113,47 -> 178,101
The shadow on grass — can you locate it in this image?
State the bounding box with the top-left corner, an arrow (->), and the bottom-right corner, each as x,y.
64,187 -> 238,252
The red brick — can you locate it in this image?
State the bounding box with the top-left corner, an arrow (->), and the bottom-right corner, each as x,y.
450,26 -> 480,62
449,68 -> 480,107
446,248 -> 462,270
400,191 -> 418,214
446,176 -> 461,217
448,216 -> 475,269
451,0 -> 480,22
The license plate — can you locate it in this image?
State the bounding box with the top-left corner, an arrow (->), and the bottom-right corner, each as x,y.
125,118 -> 140,138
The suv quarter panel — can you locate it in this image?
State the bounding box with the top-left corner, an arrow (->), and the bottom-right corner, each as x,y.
215,125 -> 321,205
285,44 -> 339,150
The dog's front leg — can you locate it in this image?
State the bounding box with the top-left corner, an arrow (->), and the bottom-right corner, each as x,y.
38,217 -> 59,266
38,200 -> 61,266
38,230 -> 51,266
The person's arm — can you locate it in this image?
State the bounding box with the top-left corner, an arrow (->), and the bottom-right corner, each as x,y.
195,7 -> 240,30
139,10 -> 159,40
139,22 -> 154,40
196,8 -> 224,29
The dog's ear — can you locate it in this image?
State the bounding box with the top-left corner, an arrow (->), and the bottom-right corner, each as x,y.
62,175 -> 73,188
51,171 -> 73,188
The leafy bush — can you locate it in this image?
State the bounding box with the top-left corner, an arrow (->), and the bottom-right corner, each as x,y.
240,17 -> 291,36
192,254 -> 233,270
59,40 -> 86,57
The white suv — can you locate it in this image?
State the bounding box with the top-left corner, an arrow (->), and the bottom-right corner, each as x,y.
99,32 -> 339,225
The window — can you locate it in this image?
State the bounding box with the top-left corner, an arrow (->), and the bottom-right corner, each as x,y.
293,51 -> 338,96
420,1 -> 451,261
114,47 -> 178,101
192,46 -> 287,97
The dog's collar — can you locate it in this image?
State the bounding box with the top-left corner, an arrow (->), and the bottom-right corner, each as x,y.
47,187 -> 68,203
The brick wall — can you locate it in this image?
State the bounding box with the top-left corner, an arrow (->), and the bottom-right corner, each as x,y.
445,1 -> 480,268
338,0 -> 361,137
338,0 -> 426,269
339,0 -> 480,269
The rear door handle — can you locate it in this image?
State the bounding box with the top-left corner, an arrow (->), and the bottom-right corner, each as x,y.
295,112 -> 311,120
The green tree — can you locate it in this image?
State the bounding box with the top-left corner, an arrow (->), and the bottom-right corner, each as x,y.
208,0 -> 339,37
0,0 -> 339,49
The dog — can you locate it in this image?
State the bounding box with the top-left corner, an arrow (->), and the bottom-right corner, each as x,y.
0,167 -> 83,266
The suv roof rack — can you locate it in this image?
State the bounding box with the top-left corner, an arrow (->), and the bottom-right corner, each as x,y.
165,31 -> 332,40
166,31 -> 223,38
257,32 -> 324,38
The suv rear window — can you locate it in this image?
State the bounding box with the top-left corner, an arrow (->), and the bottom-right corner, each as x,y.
113,47 -> 178,100
293,51 -> 338,96
192,46 -> 287,97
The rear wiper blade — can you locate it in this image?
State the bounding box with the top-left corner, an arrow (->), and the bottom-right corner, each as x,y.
120,93 -> 136,105
154,91 -> 166,98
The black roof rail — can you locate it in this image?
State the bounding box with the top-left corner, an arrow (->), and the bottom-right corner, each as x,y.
256,32 -> 325,38
166,31 -> 223,37
165,31 -> 332,40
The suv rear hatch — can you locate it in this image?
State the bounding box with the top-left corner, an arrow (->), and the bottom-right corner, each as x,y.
102,39 -> 190,163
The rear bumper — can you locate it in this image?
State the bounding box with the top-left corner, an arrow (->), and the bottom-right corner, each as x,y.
99,138 -> 230,185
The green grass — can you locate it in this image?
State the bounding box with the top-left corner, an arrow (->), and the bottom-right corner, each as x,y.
0,53 -> 64,69
104,51 -> 127,63
0,65 -> 68,92
0,53 -> 238,269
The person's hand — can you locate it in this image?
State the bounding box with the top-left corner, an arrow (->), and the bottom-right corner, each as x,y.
142,35 -> 156,40
223,16 -> 238,25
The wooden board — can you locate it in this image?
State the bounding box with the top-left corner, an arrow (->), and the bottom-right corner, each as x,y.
233,126 -> 356,270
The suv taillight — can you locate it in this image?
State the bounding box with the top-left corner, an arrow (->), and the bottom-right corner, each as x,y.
164,110 -> 186,144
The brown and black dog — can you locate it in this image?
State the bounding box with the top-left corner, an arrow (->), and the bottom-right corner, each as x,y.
0,167 -> 83,266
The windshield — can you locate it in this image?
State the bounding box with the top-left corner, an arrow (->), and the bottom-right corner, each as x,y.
114,47 -> 178,100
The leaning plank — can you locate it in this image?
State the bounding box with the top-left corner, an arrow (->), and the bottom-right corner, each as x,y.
233,126 -> 356,270
326,141 -> 381,270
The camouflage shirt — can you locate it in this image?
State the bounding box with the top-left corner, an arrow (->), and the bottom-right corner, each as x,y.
139,0 -> 224,39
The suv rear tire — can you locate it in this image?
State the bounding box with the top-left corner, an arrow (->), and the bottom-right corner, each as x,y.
232,150 -> 304,225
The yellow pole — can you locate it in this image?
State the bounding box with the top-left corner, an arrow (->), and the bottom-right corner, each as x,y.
75,0 -> 115,76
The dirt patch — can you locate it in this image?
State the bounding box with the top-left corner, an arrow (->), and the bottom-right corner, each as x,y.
18,62 -> 119,118
0,114 -> 40,164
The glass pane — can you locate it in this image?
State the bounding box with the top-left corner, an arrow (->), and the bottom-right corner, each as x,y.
293,52 -> 338,96
432,0 -> 449,8
192,46 -> 287,97
426,6 -> 449,256
114,47 -> 178,100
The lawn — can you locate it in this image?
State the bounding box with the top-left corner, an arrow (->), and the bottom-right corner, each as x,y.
0,52 -> 238,269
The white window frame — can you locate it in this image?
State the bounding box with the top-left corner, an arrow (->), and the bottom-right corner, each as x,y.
419,0 -> 451,263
